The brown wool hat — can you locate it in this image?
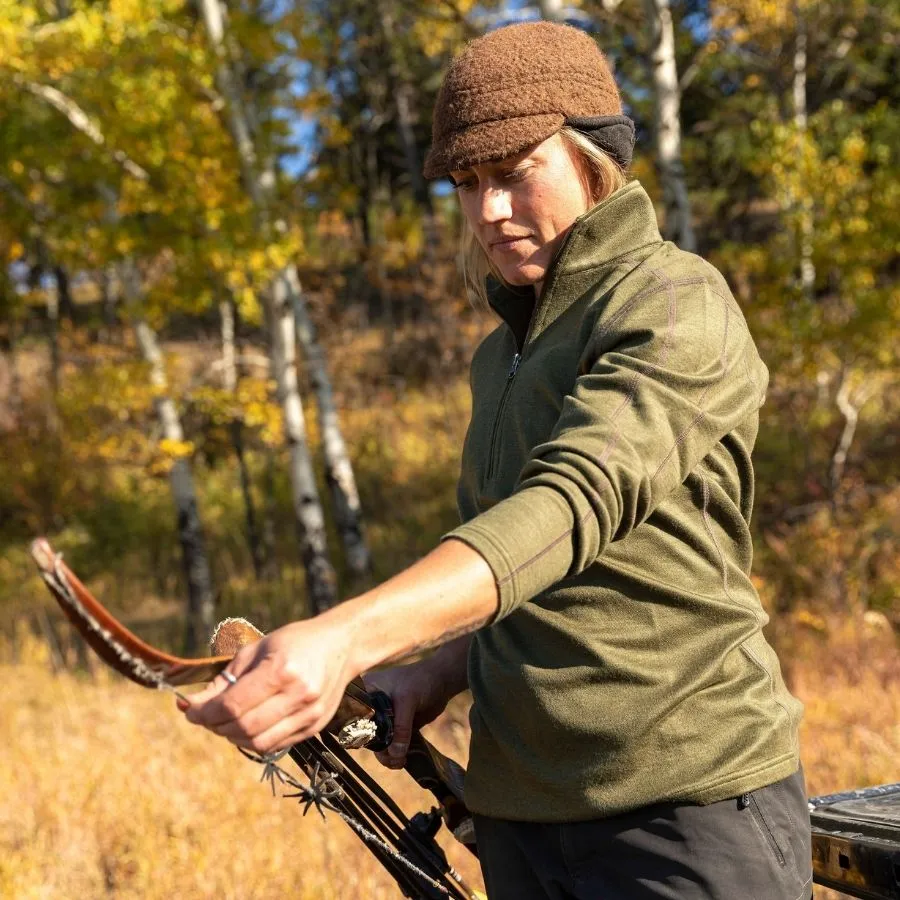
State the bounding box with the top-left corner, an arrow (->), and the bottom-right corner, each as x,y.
424,22 -> 625,180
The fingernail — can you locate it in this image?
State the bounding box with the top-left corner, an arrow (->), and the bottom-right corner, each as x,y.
176,697 -> 189,712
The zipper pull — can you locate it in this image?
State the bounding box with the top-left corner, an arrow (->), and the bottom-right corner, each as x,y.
508,353 -> 521,379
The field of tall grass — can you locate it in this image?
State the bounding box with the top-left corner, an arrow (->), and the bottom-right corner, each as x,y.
2,616 -> 897,898
0,628 -> 482,899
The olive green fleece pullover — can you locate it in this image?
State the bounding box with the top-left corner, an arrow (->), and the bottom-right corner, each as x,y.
447,181 -> 802,822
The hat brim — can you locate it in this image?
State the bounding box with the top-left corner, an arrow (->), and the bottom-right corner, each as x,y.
423,112 -> 564,180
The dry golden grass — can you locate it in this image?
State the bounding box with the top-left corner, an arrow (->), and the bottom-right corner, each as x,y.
0,631 -> 481,900
1,621 -> 896,899
794,620 -> 900,799
785,618 -> 899,900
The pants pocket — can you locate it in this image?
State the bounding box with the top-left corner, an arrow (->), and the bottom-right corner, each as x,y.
746,791 -> 787,868
742,769 -> 813,892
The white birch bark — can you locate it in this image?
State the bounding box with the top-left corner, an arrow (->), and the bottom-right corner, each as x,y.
286,266 -> 371,578
14,77 -> 149,181
135,318 -> 186,447
98,182 -> 215,649
643,0 -> 697,253
134,314 -> 215,651
220,297 -> 237,392
197,0 -> 266,211
829,369 -> 878,502
793,2 -> 815,299
199,0 -> 338,610
271,271 -> 337,611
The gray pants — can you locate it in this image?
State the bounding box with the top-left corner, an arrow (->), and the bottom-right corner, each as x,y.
474,768 -> 813,900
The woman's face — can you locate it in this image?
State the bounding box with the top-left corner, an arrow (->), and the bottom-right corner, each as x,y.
451,132 -> 592,295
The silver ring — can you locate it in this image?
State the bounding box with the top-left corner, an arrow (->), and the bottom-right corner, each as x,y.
222,671 -> 238,685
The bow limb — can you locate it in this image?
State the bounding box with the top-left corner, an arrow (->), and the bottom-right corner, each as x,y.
30,538 -> 231,687
30,537 -> 383,730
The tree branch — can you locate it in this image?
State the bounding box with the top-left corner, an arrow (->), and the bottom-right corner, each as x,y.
679,41 -> 715,92
830,368 -> 880,501
14,76 -> 149,181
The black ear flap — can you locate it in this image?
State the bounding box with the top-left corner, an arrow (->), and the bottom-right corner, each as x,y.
564,115 -> 636,169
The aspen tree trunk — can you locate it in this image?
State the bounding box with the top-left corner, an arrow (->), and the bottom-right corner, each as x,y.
267,277 -> 337,610
8,314 -> 22,416
103,181 -> 215,645
378,2 -> 440,258
220,295 -> 236,392
286,266 -> 371,579
199,0 -> 338,610
134,316 -> 216,652
270,271 -> 337,612
792,2 -> 815,300
643,0 -> 697,252
220,296 -> 265,580
241,9 -> 369,579
54,264 -> 74,324
829,369 -> 877,504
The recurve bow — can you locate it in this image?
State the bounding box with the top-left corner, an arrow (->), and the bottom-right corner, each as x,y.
30,538 -> 480,900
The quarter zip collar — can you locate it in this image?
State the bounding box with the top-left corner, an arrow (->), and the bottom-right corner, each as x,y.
487,181 -> 663,347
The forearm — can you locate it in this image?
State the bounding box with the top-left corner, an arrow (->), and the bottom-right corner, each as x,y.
420,633 -> 473,699
181,540 -> 493,754
329,538 -> 497,679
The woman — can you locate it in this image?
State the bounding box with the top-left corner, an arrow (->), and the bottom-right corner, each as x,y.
182,22 -> 813,900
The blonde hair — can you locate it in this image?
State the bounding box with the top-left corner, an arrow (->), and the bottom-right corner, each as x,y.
460,127 -> 629,311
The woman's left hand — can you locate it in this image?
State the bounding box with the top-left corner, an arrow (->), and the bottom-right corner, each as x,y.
178,616 -> 357,755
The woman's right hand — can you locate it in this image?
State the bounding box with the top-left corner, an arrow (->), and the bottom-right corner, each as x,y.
364,663 -> 452,769
364,635 -> 472,770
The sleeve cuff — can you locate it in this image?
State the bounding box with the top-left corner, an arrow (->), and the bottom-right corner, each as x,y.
442,485 -> 577,620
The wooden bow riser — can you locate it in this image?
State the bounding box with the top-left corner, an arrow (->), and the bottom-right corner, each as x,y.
209,615 -> 474,845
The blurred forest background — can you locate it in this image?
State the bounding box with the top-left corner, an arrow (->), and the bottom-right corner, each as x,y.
0,0 -> 897,897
